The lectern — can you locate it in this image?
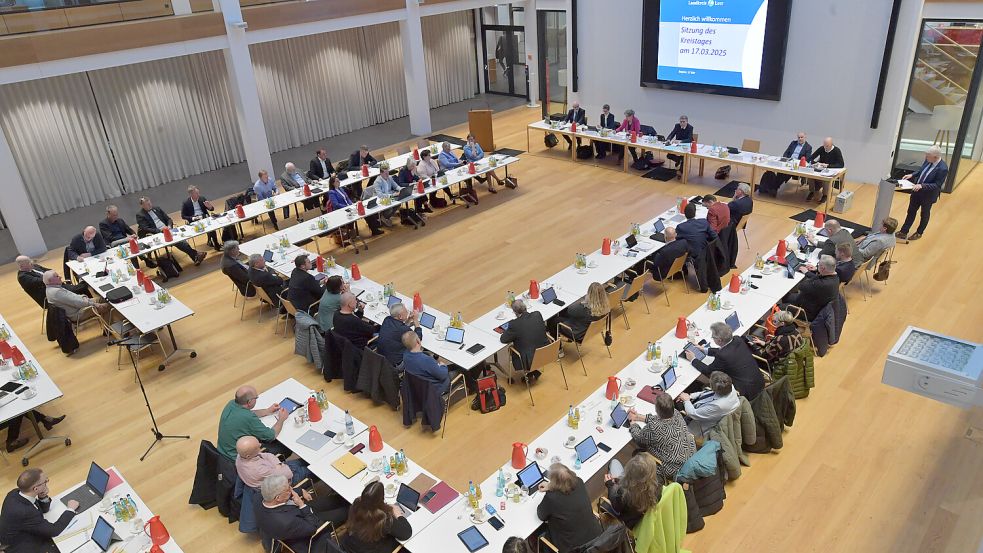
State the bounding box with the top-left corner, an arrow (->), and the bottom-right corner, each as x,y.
469,109 -> 494,152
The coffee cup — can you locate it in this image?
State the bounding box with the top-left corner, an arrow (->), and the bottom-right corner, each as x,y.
130,517 -> 144,534
22,387 -> 36,399
565,436 -> 576,446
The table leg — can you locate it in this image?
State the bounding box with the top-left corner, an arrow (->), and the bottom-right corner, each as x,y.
526,128 -> 530,153
682,155 -> 690,184
623,148 -> 629,172
571,136 -> 577,160
155,324 -> 196,370
20,410 -> 70,466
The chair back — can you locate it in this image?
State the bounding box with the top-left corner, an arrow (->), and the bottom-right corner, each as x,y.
665,252 -> 688,279
529,338 -> 562,372
735,213 -> 749,233
416,138 -> 430,149
581,316 -> 608,345
254,285 -> 276,306
395,145 -> 410,155
280,295 -> 299,317
741,138 -> 761,153
605,286 -> 624,312
624,270 -> 652,299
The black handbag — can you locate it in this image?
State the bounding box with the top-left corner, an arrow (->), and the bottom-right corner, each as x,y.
106,286 -> 134,303
544,133 -> 559,148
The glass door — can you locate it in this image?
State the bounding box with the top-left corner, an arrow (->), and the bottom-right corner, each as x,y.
538,10 -> 567,118
480,5 -> 528,98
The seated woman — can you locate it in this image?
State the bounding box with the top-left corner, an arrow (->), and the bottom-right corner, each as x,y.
626,394 -> 696,483
317,276 -> 345,331
461,133 -> 507,193
327,177 -> 382,236
396,159 -> 431,216
604,452 -> 663,529
340,481 -> 412,553
751,310 -> 803,364
536,463 -> 603,553
557,282 -> 609,342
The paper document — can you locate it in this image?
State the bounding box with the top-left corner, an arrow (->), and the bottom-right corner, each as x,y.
897,179 -> 915,190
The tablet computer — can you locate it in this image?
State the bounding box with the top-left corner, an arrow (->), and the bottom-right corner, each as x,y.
493,321 -> 510,334
625,234 -> 638,249
279,397 -> 302,414
797,234 -> 810,250
263,250 -> 274,263
661,366 -> 677,391
540,287 -> 557,304
725,311 -> 740,332
653,219 -> 666,233
418,312 -> 436,329
387,295 -> 403,308
516,461 -> 546,490
457,526 -> 489,552
610,402 -> 629,428
91,516 -> 116,551
445,327 -> 465,345
682,342 -> 706,361
575,436 -> 599,463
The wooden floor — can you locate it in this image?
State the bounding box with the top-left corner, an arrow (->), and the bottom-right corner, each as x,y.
1,105 -> 981,553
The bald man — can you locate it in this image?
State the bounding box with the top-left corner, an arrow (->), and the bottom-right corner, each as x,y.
807,137 -> 845,204
67,226 -> 107,261
16,256 -> 87,307
235,436 -> 309,489
217,385 -> 289,460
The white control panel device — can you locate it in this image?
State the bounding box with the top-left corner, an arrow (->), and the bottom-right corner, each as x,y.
882,326 -> 983,408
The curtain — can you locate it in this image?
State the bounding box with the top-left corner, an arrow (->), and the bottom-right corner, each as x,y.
422,11 -> 478,109
87,52 -> 244,194
0,73 -> 122,218
249,22 -> 408,154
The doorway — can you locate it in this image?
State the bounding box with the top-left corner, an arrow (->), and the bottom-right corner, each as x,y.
480,5 -> 528,98
538,10 -> 568,118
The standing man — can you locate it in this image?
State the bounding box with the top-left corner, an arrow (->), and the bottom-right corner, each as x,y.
253,170 -> 285,231
594,104 -> 618,159
807,137 -> 845,204
135,197 -> 207,266
308,148 -> 335,181
897,145 -> 947,241
180,185 -> 219,250
563,101 -> 587,149
0,468 -> 79,552
701,195 -> 731,233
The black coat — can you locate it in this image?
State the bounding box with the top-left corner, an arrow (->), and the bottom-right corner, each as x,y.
558,302 -> 604,342
181,196 -> 214,224
254,502 -> 320,553
17,265 -> 49,307
99,216 -> 136,244
249,267 -> 286,305
675,218 -> 717,257
536,479 -> 603,553
136,207 -> 174,236
333,312 -> 375,350
727,195 -> 753,227
599,112 -> 617,130
67,232 -> 107,260
0,489 -> 75,553
648,239 -> 689,280
692,337 -> 765,400
500,311 -> 548,371
288,268 -> 322,312
789,273 -> 840,321
222,255 -> 253,296
781,140 -> 813,161
377,316 -> 420,366
565,107 -> 586,125
309,156 -> 335,180
188,440 -> 241,523
348,151 -> 377,169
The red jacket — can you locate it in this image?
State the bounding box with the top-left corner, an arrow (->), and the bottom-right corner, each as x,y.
707,202 -> 731,233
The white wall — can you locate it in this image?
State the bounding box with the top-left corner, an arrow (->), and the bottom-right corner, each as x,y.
575,0 -> 926,184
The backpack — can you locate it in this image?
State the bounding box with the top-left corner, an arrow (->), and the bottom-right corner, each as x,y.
632,151 -> 655,171
470,371 -> 507,414
576,145 -> 594,159
714,165 -> 732,179
156,254 -> 182,281
544,133 -> 559,148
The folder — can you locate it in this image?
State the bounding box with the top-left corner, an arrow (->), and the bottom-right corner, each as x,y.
332,453 -> 367,479
422,481 -> 459,514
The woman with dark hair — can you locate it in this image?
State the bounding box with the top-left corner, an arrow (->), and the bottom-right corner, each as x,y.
502,536 -> 533,553
626,394 -> 696,483
536,463 -> 602,552
604,452 -> 663,528
317,275 -> 346,330
340,481 -> 412,553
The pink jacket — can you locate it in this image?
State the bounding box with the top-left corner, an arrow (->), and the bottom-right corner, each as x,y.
616,116 -> 641,134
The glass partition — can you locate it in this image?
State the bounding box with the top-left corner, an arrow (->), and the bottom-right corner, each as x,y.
480,3 -> 527,99
538,10 -> 567,117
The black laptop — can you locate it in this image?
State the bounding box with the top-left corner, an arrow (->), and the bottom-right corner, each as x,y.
61,462 -> 110,513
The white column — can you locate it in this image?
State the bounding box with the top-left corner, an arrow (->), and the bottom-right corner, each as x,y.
0,129 -> 46,256
400,0 -> 432,137
217,0 -> 274,180
524,0 -> 539,107
171,0 -> 192,16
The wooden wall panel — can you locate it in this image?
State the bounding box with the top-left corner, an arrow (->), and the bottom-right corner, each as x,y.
189,0 -> 213,12
243,0 -> 404,31
120,0 -> 175,21
0,16 -> 8,36
3,9 -> 69,34
64,4 -> 124,28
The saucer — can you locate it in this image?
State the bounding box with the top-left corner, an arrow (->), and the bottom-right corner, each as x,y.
385,485 -> 397,499
588,262 -> 598,268
563,441 -> 577,449
469,511 -> 488,524
620,396 -> 637,408
495,312 -> 505,320
577,269 -> 589,275
332,434 -> 345,444
648,363 -> 664,373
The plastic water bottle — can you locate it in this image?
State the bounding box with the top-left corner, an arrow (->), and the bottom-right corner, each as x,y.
468,481 -> 478,508
383,456 -> 391,476
496,469 -> 505,497
567,405 -> 574,428
574,454 -> 582,470
125,495 -> 137,518
399,449 -> 408,474
112,500 -> 122,522
344,410 -> 354,436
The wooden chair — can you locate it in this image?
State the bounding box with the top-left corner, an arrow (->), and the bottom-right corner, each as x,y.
509,336 -> 565,406
416,138 -> 430,149
253,286 -> 279,323
652,252 -> 689,306
272,521 -> 338,553
606,284 -> 630,330
239,281 -> 256,321
735,214 -> 750,250
39,298 -> 47,335
557,316 -> 610,376
275,293 -> 298,337
620,263 -> 654,318
441,373 -> 470,439
741,138 -> 761,153
94,309 -> 159,376
395,145 -> 410,155
859,247 -> 894,302
693,133 -> 703,175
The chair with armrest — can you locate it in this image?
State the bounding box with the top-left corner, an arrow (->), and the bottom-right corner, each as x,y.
509,335 -> 565,406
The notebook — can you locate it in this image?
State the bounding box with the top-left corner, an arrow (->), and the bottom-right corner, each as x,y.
422,481 -> 459,513
331,453 -> 367,479
408,474 -> 437,503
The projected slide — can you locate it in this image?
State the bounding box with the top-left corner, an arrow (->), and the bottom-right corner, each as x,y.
657,0 -> 769,89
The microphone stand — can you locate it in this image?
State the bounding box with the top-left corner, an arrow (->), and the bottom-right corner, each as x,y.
113,335 -> 190,461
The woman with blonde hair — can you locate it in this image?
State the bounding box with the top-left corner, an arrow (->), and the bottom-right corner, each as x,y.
557,282 -> 610,342
751,310 -> 803,363
536,463 -> 602,552
604,452 -> 663,528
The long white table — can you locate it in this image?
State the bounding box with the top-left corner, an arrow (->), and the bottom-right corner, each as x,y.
48,466 -> 183,552
0,315 -> 69,466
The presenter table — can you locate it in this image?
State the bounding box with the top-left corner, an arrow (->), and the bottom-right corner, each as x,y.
0,315 -> 70,466
48,466 -> 183,552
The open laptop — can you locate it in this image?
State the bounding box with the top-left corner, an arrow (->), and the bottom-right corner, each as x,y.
575,436 -> 599,463
650,219 -> 667,242
725,311 -> 741,332
515,461 -> 547,493
61,462 -> 110,514
91,516 -> 122,552
418,312 -> 436,329
444,326 -> 465,345
395,483 -> 421,517
610,402 -> 629,428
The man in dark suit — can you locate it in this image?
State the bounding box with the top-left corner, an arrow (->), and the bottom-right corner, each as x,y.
807,137 -> 845,203
786,255 -> 840,321
897,145 -> 948,241
685,322 -> 764,400
760,132 -> 813,195
648,227 -> 689,280
309,149 -> 335,181
0,468 -> 79,553
728,183 -> 753,227
180,185 -> 220,250
16,256 -> 87,307
563,101 -> 587,149
66,226 -> 107,261
814,219 -> 859,261
255,475 -> 338,553
287,255 -> 322,314
500,301 -> 548,378
333,292 -> 376,350
247,254 -> 286,307
665,115 -> 695,169
347,145 -> 377,199
136,197 -> 206,266
675,203 -> 718,258
221,241 -> 253,298
594,104 -> 618,159
377,303 -> 421,367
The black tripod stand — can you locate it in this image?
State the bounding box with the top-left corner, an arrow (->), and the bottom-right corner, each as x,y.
114,335 -> 190,461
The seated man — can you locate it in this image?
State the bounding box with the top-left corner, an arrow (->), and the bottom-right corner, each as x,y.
287,254 -> 322,314
333,292 -> 376,350
16,256 -> 86,307
235,436 -> 309,488
43,271 -> 108,323
247,254 -> 287,307
563,101 -> 587,148
280,162 -> 320,212
803,242 -> 856,284
309,148 -> 335,181
348,145 -> 377,198
701,194 -> 730,233
135,197 -> 206,266
665,114 -> 695,169
67,226 -> 107,261
437,141 -> 462,171
363,170 -> 401,226
807,137 -> 845,204
253,170 -> 287,230
2,411 -> 65,453
217,385 -> 289,460
401,331 -> 450,394
256,475 -> 347,553
677,371 -> 740,437
180,185 -> 219,250
500,300 -> 548,377
759,132 -> 812,196
855,217 -> 898,269
377,303 -> 421,367
100,205 -> 156,269
220,241 -> 251,296
0,468 -> 79,553
728,183 -> 753,227
787,255 -> 840,321
594,104 -> 618,159
675,203 -> 718,259
684,322 -> 764,400
647,227 -> 689,281
814,219 -> 859,260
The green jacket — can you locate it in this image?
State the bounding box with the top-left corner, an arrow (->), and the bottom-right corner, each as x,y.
633,482 -> 690,553
772,340 -> 815,399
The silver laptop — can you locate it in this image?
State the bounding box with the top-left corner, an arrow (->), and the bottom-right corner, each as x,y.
296,429 -> 331,451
